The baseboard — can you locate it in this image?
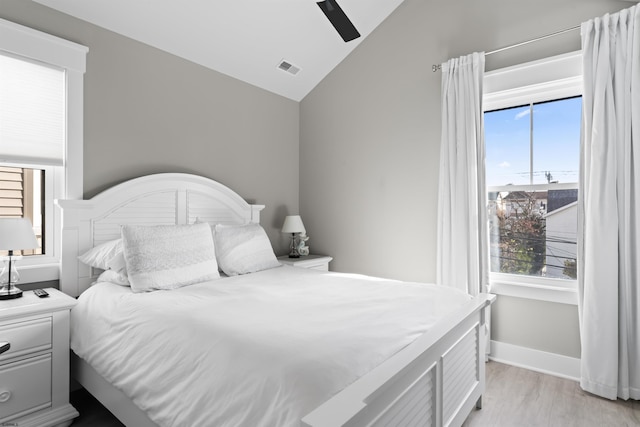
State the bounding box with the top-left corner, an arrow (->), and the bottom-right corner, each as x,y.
489,340 -> 580,381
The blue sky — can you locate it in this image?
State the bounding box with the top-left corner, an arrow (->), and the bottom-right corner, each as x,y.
484,96 -> 582,186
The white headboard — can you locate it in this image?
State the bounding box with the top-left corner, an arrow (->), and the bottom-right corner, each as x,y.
56,173 -> 264,297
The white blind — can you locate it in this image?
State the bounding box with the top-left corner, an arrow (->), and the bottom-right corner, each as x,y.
0,52 -> 65,166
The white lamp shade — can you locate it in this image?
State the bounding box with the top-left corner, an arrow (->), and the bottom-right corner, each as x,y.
0,218 -> 38,250
281,215 -> 306,234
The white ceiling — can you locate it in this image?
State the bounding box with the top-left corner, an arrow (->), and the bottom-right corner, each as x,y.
33,0 -> 405,101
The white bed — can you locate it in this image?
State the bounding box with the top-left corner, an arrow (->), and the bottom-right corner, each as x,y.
57,173 -> 494,427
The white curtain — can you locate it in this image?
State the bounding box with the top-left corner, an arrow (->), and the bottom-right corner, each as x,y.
579,6 -> 640,400
437,52 -> 488,297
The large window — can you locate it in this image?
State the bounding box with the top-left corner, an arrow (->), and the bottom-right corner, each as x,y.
486,96 -> 580,280
483,52 -> 581,303
0,18 -> 87,283
0,50 -> 64,258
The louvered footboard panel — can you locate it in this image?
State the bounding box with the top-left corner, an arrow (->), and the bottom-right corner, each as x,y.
301,296 -> 493,427
442,326 -> 479,425
369,367 -> 436,427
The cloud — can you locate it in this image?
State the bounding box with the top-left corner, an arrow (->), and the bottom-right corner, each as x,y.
499,161 -> 511,168
515,109 -> 530,120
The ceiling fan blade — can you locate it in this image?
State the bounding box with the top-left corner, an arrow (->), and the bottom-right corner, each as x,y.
317,0 -> 361,42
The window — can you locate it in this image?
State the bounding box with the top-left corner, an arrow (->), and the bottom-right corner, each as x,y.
0,167 -> 45,255
0,18 -> 87,283
483,52 -> 581,304
486,97 -> 581,280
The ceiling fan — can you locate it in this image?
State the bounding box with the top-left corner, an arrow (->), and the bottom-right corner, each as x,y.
316,0 -> 361,42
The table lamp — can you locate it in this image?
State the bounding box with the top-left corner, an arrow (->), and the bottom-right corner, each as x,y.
0,218 -> 39,300
281,215 -> 306,258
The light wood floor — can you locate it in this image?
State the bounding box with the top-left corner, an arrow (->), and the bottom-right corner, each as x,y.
70,361 -> 640,426
463,362 -> 640,427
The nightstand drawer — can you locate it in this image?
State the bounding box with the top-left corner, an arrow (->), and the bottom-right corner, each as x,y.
277,255 -> 333,271
307,263 -> 330,271
0,353 -> 52,422
0,317 -> 52,362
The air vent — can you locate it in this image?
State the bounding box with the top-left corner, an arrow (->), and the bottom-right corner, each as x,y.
277,60 -> 301,76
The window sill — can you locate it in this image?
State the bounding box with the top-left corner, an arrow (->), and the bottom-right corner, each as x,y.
11,263 -> 59,284
489,279 -> 578,305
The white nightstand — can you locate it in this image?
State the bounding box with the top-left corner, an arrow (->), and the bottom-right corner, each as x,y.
278,255 -> 333,271
0,288 -> 78,427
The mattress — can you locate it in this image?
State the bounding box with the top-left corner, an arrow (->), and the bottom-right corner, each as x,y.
70,265 -> 471,427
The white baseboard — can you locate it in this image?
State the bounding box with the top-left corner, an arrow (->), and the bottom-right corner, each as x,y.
489,340 -> 580,381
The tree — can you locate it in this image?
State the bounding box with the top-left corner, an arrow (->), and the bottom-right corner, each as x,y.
490,192 -> 546,276
563,259 -> 577,279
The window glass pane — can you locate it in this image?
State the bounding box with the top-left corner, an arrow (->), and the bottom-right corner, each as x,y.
489,190 -> 547,277
485,97 -> 580,281
0,167 -> 44,256
532,97 -> 581,185
545,187 -> 577,279
485,105 -> 531,186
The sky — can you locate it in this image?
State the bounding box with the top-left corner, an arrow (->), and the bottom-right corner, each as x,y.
484,96 -> 582,187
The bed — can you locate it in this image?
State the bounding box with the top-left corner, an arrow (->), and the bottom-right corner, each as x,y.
57,173 -> 494,427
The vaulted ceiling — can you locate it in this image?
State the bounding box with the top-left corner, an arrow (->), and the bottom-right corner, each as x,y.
33,0 -> 406,101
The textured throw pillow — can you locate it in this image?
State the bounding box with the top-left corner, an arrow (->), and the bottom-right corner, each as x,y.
214,223 -> 280,276
78,239 -> 123,270
122,223 -> 220,292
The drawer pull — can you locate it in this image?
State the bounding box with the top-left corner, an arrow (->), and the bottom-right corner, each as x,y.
0,390 -> 11,403
0,342 -> 9,355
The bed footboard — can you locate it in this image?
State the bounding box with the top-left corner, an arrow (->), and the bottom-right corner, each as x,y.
302,293 -> 495,427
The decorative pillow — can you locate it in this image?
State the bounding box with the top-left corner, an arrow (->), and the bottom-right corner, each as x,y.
214,223 -> 280,276
78,239 -> 123,270
96,269 -> 131,287
122,223 -> 220,292
108,252 -> 128,274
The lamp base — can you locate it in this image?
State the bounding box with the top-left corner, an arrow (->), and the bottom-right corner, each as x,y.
288,233 -> 301,258
0,286 -> 23,300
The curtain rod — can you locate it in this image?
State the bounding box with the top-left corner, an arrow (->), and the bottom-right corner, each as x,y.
432,25 -> 581,72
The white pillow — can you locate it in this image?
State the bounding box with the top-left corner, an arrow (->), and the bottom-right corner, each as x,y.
108,252 -> 127,274
214,223 -> 280,276
96,269 -> 131,287
122,223 -> 220,292
78,239 -> 123,270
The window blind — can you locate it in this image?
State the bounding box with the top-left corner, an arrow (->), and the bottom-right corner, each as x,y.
0,52 -> 65,166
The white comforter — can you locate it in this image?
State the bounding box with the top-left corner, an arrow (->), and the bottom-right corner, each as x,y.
71,266 -> 471,427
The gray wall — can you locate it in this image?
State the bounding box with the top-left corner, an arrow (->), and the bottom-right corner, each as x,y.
300,0 -> 627,358
1,0 -> 300,255
492,296 -> 581,358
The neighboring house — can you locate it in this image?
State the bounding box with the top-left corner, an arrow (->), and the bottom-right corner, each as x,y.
545,189 -> 578,279
499,190 -> 547,217
0,166 -> 42,255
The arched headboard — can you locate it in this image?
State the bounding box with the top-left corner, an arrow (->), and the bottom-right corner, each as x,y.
56,173 -> 264,297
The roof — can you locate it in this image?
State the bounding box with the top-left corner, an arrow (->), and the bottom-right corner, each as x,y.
547,189 -> 578,213
502,191 -> 547,201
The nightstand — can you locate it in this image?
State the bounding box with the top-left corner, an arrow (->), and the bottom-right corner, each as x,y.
0,288 -> 78,427
278,255 -> 333,271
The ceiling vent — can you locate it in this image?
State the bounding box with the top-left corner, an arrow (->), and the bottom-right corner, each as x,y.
277,60 -> 301,76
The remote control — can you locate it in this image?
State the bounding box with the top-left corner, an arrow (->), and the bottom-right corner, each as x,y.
34,289 -> 49,298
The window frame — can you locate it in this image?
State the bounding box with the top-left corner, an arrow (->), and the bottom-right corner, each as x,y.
483,51 -> 581,305
0,18 -> 88,284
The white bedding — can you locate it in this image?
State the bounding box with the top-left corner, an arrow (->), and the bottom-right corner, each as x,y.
71,266 -> 471,427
